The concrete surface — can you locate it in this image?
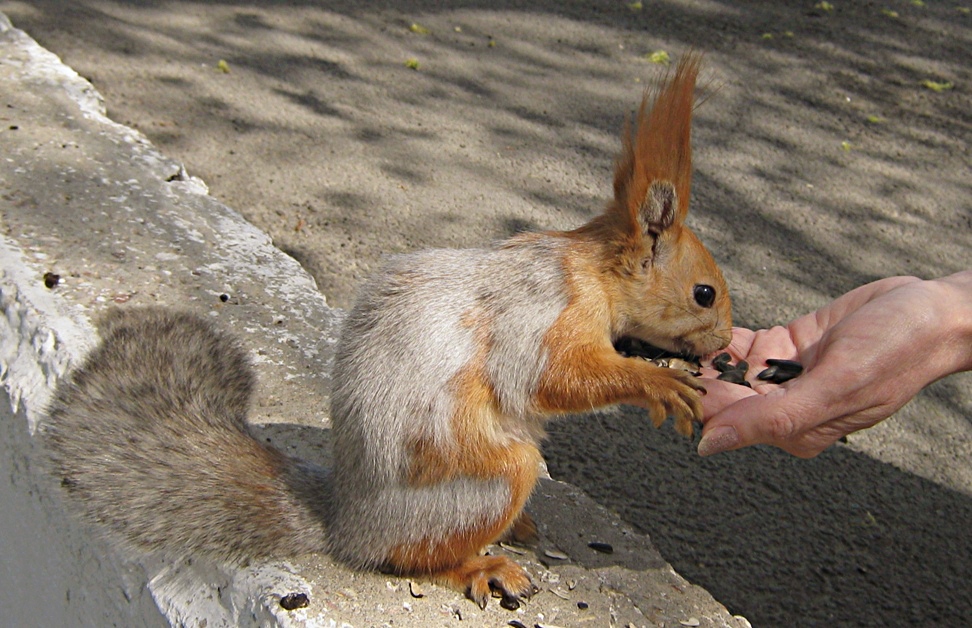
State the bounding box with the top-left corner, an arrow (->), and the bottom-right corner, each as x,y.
3,1 -> 971,625
0,13 -> 750,627
5,2 -> 966,625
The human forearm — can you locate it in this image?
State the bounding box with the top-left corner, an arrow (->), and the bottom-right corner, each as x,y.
928,270 -> 972,376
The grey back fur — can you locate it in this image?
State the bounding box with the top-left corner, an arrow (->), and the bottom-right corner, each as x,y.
328,235 -> 569,567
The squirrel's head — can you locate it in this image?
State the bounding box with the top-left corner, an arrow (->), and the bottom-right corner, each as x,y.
613,178 -> 732,357
594,52 -> 732,357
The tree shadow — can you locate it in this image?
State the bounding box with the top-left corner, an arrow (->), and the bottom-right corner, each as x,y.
5,0 -> 971,623
544,401 -> 972,626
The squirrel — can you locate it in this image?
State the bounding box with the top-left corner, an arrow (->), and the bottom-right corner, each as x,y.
43,53 -> 731,610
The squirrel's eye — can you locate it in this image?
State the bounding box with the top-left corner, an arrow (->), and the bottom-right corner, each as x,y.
693,284 -> 716,308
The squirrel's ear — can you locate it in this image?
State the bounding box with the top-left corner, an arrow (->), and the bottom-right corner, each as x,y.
638,180 -> 677,235
610,52 -> 701,240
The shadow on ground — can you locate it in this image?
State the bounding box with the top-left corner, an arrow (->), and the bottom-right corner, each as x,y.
3,0 -> 970,625
546,400 -> 972,626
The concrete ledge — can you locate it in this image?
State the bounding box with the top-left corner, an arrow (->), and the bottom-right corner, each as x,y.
0,13 -> 748,627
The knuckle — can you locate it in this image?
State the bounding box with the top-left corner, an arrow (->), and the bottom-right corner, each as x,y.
766,412 -> 800,442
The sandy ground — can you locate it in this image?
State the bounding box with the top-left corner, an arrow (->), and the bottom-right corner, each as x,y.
2,1 -> 970,625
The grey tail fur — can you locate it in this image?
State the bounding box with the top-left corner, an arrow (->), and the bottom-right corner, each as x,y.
42,307 -> 329,564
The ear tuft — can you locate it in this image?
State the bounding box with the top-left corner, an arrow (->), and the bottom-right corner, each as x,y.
608,52 -> 702,238
639,180 -> 677,234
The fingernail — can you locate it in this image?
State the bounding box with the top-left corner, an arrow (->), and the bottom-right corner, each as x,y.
698,426 -> 739,457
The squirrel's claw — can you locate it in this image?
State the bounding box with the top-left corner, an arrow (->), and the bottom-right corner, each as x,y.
636,368 -> 705,435
438,555 -> 533,610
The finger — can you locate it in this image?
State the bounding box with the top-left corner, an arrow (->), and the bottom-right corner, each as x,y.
700,378 -> 757,420
725,328 -> 757,360
744,326 -> 803,365
697,391 -> 779,456
699,386 -> 820,456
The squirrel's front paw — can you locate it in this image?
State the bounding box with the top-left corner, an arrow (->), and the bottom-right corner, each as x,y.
639,368 -> 705,436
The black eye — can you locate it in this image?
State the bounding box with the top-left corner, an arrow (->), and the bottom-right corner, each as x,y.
693,284 -> 716,308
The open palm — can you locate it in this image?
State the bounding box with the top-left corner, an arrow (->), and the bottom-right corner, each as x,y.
699,273 -> 972,457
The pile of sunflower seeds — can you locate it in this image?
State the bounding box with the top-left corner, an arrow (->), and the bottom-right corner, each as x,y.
616,338 -> 804,386
615,337 -> 702,375
712,352 -> 803,386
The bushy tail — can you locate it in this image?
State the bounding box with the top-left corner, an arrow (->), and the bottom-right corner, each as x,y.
43,307 -> 330,564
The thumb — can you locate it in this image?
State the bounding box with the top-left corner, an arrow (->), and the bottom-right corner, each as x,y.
697,388 -> 806,456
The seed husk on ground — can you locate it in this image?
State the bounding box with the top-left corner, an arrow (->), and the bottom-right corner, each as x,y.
587,541 -> 614,554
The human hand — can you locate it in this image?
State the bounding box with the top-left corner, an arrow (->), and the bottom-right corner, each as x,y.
697,272 -> 972,458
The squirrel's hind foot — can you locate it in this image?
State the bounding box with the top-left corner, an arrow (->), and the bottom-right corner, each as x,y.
434,555 -> 535,610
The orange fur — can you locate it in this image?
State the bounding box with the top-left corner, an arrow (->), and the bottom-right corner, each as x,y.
613,52 -> 701,233
389,51 -> 721,599
407,308 -> 542,485
387,438 -> 540,602
434,555 -> 534,609
533,261 -> 704,423
388,440 -> 540,572
503,511 -> 539,545
394,307 -> 542,592
533,215 -> 711,430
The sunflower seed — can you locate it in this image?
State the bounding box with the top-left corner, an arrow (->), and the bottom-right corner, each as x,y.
408,581 -> 424,598
499,541 -> 527,555
716,369 -> 748,385
587,541 -> 614,554
499,594 -> 520,611
757,359 -> 803,384
712,352 -> 733,372
279,592 -> 309,610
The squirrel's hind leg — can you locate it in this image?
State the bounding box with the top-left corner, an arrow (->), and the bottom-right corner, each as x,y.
386,441 -> 541,608
388,534 -> 535,610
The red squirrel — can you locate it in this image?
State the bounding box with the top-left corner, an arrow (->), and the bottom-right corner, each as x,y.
44,53 -> 732,609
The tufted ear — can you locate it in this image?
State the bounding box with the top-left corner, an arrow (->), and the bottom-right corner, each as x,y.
638,180 -> 678,235
610,52 -> 700,239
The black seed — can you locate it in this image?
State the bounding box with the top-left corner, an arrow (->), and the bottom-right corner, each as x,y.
758,359 -> 803,383
577,601 -> 590,610
219,293 -> 230,302
757,366 -> 800,384
712,352 -> 733,372
43,272 -> 60,289
499,593 -> 520,611
735,360 -> 749,375
757,365 -> 780,380
508,621 -> 528,628
279,592 -> 309,610
587,541 -> 614,554
716,370 -> 747,384
766,358 -> 804,375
